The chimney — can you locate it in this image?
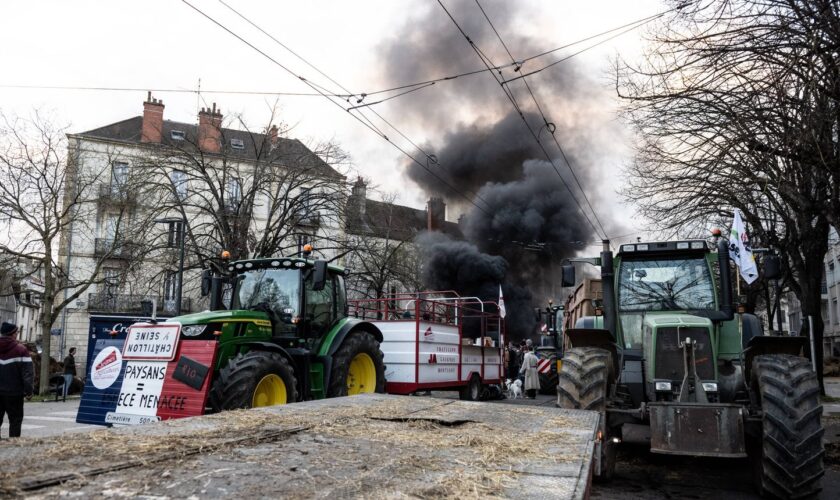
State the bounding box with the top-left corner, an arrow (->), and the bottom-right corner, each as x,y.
267,124 -> 279,148
141,91 -> 164,143
427,197 -> 445,231
351,177 -> 367,215
198,102 -> 223,153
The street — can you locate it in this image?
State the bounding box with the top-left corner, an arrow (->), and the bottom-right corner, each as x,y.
0,397 -> 98,439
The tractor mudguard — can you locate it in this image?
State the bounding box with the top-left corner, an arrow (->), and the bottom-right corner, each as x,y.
565,327 -> 619,375
320,318 -> 384,357
743,335 -> 808,381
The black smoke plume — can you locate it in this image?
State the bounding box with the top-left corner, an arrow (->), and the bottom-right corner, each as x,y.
379,1 -> 620,339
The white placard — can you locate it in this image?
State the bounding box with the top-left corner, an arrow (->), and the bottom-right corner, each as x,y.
115,361 -> 168,416
105,412 -> 161,426
123,323 -> 181,361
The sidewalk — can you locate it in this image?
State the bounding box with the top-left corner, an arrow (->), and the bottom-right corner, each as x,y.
826,377 -> 840,416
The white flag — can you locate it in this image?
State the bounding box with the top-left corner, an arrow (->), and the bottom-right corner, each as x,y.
498,284 -> 506,318
729,209 -> 759,284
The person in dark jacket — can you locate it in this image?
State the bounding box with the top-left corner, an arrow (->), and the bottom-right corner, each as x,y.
63,347 -> 77,399
0,322 -> 34,438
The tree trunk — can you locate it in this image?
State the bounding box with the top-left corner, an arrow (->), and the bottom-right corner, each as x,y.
38,296 -> 53,395
796,242 -> 827,394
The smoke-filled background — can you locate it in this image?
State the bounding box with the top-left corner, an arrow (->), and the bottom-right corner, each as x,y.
376,1 -> 627,339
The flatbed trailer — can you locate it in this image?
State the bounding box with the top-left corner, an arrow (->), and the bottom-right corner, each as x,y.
0,395 -> 599,499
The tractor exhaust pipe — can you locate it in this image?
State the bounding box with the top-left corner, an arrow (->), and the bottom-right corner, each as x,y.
716,238 -> 734,321
601,240 -> 617,340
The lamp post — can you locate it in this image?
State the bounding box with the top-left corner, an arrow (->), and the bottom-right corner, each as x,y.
155,217 -> 186,316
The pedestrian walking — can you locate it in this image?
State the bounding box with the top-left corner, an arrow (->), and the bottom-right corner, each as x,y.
506,342 -> 520,379
63,347 -> 77,399
520,345 -> 540,399
0,322 -> 34,438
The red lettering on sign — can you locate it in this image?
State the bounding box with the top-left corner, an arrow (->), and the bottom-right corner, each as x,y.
428,353 -> 437,364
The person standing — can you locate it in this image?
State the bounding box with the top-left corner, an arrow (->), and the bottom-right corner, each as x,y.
506,342 -> 520,379
0,322 -> 34,438
63,347 -> 77,399
520,345 -> 540,399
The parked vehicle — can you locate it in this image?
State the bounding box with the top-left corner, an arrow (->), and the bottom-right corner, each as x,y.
557,238 -> 824,498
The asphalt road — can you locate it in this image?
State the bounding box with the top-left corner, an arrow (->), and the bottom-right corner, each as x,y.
0,397 -> 98,439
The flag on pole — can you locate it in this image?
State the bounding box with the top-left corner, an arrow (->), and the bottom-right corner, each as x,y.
498,284 -> 506,318
729,209 -> 759,284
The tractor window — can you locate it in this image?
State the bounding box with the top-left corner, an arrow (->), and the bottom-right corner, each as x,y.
618,257 -> 715,312
233,269 -> 300,333
305,273 -> 335,337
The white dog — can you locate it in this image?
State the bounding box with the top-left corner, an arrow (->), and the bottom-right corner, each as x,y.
505,378 -> 523,399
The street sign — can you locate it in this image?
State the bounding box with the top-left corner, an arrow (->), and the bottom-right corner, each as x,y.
50,328 -> 62,336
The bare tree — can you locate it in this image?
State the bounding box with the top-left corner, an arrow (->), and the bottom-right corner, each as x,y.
140,111 -> 350,287
0,111 -> 163,393
616,0 -> 839,389
344,191 -> 423,301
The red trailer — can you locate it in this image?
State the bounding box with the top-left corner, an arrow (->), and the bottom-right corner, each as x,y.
349,291 -> 505,400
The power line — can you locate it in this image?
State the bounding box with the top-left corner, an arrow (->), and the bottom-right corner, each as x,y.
348,7 -> 677,101
474,0 -> 610,241
436,0 -> 606,240
214,0 -> 494,210
0,83 -> 346,97
180,0 -> 492,216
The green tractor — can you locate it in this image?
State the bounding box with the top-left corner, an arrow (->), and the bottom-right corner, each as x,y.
557,238 -> 824,498
172,249 -> 385,410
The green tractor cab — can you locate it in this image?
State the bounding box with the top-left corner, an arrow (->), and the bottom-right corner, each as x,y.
557,238 -> 823,497
171,253 -> 386,411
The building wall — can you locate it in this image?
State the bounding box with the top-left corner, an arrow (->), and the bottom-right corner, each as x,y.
823,226 -> 840,357
57,134 -> 344,372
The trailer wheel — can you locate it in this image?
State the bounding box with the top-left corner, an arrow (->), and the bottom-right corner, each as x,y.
460,374 -> 482,401
556,347 -> 615,479
209,350 -> 298,411
328,331 -> 385,397
750,354 -> 824,499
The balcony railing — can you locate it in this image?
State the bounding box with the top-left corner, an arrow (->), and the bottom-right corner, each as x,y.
98,184 -> 136,205
87,293 -> 192,315
94,238 -> 137,260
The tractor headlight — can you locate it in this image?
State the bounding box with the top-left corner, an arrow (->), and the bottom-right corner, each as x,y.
702,382 -> 718,392
655,381 -> 672,392
181,324 -> 207,337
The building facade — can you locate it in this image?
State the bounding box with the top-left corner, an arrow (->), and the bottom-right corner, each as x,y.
58,94 -> 345,374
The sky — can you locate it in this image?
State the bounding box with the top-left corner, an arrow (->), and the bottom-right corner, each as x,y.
0,0 -> 666,246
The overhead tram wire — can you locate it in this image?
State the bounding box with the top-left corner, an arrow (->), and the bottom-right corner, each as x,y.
338,7 -> 678,101
435,0 -> 606,241
180,0 -> 492,216
214,0 -> 494,209
474,0 -> 610,242
0,84 -> 347,97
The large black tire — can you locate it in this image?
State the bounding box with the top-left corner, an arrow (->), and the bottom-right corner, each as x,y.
556,347 -> 610,411
327,331 -> 385,397
209,350 -> 298,411
750,354 -> 824,499
556,347 -> 615,479
460,374 -> 482,401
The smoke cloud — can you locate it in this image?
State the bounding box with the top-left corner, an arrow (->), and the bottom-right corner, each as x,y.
377,1 -> 622,339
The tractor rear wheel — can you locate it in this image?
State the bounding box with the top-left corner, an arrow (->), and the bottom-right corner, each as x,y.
327,331 -> 385,397
556,347 -> 615,479
750,354 -> 824,499
209,350 -> 298,411
459,374 -> 482,401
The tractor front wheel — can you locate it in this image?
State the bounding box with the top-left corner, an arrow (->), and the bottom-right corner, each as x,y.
209,350 -> 298,411
750,354 -> 824,499
556,347 -> 615,480
327,331 -> 385,397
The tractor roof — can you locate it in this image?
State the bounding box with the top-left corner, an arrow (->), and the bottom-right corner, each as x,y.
617,240 -> 710,257
226,257 -> 349,275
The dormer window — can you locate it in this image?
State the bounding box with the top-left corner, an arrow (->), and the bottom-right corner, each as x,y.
170,130 -> 186,141
230,138 -> 245,150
